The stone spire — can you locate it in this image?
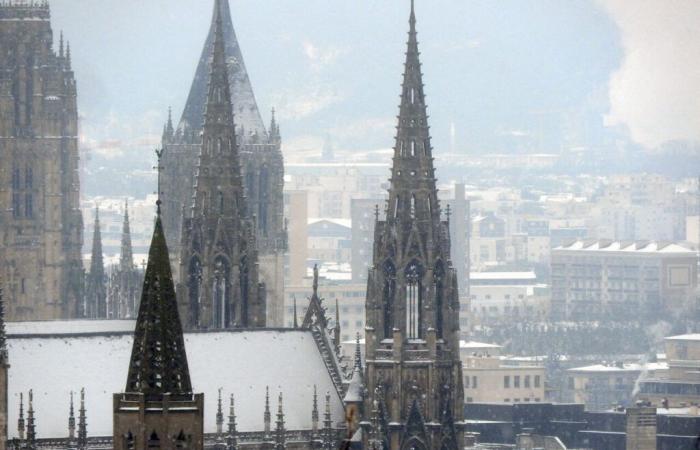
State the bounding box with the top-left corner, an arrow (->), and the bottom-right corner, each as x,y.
322,391 -> 334,450
77,388 -> 87,449
124,206 -> 192,396
292,295 -> 299,329
311,385 -> 319,437
179,0 -> 265,330
26,389 -> 36,445
18,393 -> 25,440
177,0 -> 267,137
362,2 -> 464,449
333,298 -> 341,352
268,107 -> 281,145
263,386 -> 271,436
86,207 -> 107,318
216,388 -> 224,436
59,30 -> 64,58
275,392 -> 286,450
226,394 -> 238,450
119,200 -> 134,271
353,332 -> 363,372
66,40 -> 71,70
68,391 -> 75,440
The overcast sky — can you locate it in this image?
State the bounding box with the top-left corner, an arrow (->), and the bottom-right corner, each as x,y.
48,0 -> 700,163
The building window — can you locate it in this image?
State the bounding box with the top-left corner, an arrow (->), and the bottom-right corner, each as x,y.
472,376 -> 477,388
12,193 -> 20,218
525,375 -> 530,388
25,166 -> 33,188
504,376 -> 510,388
534,375 -> 541,388
514,398 -> 520,403
25,193 -> 33,218
12,166 -> 20,189
514,376 -> 520,388
405,261 -> 423,339
504,398 -> 510,403
466,397 -> 473,403
465,376 -> 470,388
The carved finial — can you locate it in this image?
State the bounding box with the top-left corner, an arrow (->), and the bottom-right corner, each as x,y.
217,388 -> 224,435
446,203 -> 451,222
293,295 -> 299,329
68,391 -> 75,439
312,264 -> 319,296
374,203 -> 380,221
154,148 -> 165,215
354,332 -> 363,370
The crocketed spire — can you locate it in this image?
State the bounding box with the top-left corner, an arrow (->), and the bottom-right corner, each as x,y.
125,209 -> 192,397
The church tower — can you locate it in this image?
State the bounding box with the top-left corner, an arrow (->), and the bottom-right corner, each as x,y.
178,0 -> 265,330
162,0 -> 286,326
113,196 -> 204,449
0,1 -> 84,321
363,2 -> 464,449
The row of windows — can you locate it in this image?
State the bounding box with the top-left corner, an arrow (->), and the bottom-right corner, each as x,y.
470,294 -> 526,300
504,375 -> 541,389
11,166 -> 33,189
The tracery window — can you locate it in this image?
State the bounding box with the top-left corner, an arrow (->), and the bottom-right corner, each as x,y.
213,256 -> 230,328
405,260 -> 423,339
382,260 -> 396,338
434,261 -> 445,339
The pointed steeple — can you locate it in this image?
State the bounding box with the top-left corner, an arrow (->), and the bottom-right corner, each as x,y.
77,388 -> 87,449
216,388 -> 224,436
227,394 -> 238,450
322,391 -> 334,450
86,207 -> 106,318
177,0 -> 267,137
385,0 -> 440,226
26,389 -> 36,445
311,385 -> 319,437
119,200 -> 134,271
66,40 -> 71,70
68,391 -> 76,440
333,298 -> 341,352
264,386 -> 271,436
124,203 -> 192,396
269,107 -> 281,145
18,393 -> 25,440
344,333 -> 364,405
59,30 -> 64,58
275,392 -> 286,450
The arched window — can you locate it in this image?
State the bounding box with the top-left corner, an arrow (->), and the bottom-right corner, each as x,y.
399,140 -> 405,156
217,137 -> 223,154
410,140 -> 416,156
405,260 -> 423,339
245,170 -> 255,198
25,193 -> 33,218
213,256 -> 230,329
382,260 -> 396,339
258,166 -> 269,235
25,166 -> 32,188
124,431 -> 135,450
207,138 -> 213,155
188,258 -> 202,327
218,191 -> 224,214
394,196 -> 400,219
434,261 -> 445,339
11,166 -> 20,189
410,195 -> 417,218
147,430 -> 160,449
174,430 -> 188,448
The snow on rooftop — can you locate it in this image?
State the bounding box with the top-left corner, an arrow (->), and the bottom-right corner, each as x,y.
459,340 -> 502,349
568,362 -> 668,373
666,333 -> 700,341
6,319 -> 136,336
307,217 -> 352,229
555,240 -> 694,254
7,328 -> 344,438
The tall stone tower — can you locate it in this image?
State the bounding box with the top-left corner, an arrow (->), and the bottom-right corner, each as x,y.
162,0 -> 286,326
363,2 -> 464,449
0,1 -> 84,321
177,0 -> 265,330
84,208 -> 107,318
113,202 -> 204,449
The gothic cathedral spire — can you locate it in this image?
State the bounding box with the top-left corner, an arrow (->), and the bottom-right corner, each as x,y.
114,190 -> 204,449
85,208 -> 106,318
178,0 -> 266,330
363,2 -> 464,449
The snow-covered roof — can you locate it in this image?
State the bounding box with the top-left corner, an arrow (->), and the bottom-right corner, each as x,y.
665,333 -> 700,341
567,362 -> 668,373
7,328 -> 344,439
459,340 -> 502,349
555,240 -> 694,255
307,217 -> 352,229
6,319 -> 136,336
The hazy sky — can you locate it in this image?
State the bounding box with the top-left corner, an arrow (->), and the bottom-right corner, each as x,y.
47,0 -> 700,164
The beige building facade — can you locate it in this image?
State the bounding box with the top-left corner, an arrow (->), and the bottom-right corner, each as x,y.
462,354 -> 545,404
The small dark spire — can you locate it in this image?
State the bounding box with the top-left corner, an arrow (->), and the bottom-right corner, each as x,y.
311,385 -> 319,437
264,386 -> 271,436
333,298 -> 341,352
216,388 -> 224,436
77,388 -> 87,449
322,391 -> 333,450
68,391 -> 75,440
18,392 -> 25,440
227,394 -> 238,450
59,30 -> 64,58
119,199 -> 134,271
27,389 -> 36,445
275,392 -> 286,450
312,264 -> 319,297
86,206 -> 106,318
